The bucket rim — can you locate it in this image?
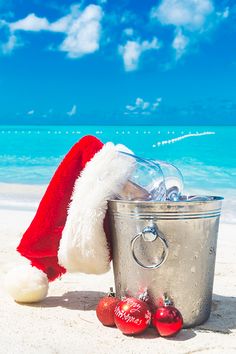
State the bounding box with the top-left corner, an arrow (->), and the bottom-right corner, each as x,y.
108,196 -> 224,205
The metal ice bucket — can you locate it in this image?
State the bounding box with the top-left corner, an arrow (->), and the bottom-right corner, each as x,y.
108,197 -> 223,328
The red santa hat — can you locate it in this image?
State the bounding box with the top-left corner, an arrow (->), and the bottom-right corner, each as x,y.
5,135 -> 134,303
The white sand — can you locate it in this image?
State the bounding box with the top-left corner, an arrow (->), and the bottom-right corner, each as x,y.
0,184 -> 236,354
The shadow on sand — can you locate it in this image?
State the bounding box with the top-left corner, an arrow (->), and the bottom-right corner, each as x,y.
32,290 -> 106,311
135,327 -> 197,341
25,291 -> 235,339
196,293 -> 236,334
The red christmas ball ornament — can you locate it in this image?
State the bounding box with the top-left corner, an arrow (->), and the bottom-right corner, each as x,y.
114,297 -> 151,335
96,288 -> 120,327
153,305 -> 183,337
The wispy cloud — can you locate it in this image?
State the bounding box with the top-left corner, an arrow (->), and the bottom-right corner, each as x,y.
218,7 -> 230,19
3,4 -> 103,58
119,37 -> 160,71
1,33 -> 22,55
151,0 -> 229,60
27,109 -> 35,115
67,104 -> 77,116
123,28 -> 134,37
124,97 -> 162,116
172,28 -> 189,59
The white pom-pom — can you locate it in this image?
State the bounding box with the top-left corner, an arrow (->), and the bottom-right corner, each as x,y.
5,265 -> 49,303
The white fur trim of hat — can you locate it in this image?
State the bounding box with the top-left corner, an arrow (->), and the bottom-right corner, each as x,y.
58,142 -> 134,274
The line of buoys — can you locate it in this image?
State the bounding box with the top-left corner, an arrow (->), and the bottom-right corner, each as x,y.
152,131 -> 216,148
0,130 -> 83,135
101,130 -> 152,135
1,129 -> 155,135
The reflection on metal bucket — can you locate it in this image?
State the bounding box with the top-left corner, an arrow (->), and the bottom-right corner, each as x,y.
108,197 -> 223,328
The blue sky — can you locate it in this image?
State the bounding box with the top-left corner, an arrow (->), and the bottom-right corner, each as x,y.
0,0 -> 235,125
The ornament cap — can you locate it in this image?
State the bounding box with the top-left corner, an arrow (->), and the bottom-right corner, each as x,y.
164,292 -> 173,306
108,287 -> 116,297
138,288 -> 149,303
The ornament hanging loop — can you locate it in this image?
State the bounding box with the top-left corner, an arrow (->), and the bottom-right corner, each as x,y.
131,224 -> 169,269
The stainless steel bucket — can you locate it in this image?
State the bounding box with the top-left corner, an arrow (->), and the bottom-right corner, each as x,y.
108,197 -> 223,328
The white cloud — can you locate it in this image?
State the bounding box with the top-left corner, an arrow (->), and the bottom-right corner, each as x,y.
150,0 -> 228,60
1,33 -> 22,54
67,104 -> 77,116
59,5 -> 103,58
49,15 -> 70,33
172,29 -> 189,59
10,13 -> 49,31
27,110 -> 35,115
123,28 -> 134,37
222,7 -> 229,19
6,4 -> 103,58
151,0 -> 214,31
124,97 -> 162,116
126,105 -> 136,111
0,19 -> 7,27
125,97 -> 150,112
217,7 -> 230,19
119,37 -> 160,71
152,97 -> 162,111
136,97 -> 150,110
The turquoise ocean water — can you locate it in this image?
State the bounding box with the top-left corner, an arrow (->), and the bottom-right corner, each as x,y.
0,125 -> 235,222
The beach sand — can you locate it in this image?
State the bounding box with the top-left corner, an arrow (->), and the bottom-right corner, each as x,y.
0,184 -> 236,354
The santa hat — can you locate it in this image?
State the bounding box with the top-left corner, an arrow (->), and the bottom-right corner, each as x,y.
5,135 -> 134,303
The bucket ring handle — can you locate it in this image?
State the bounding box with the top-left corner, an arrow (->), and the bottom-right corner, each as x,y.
131,225 -> 169,269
